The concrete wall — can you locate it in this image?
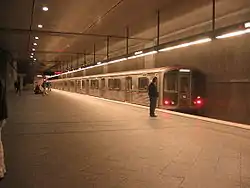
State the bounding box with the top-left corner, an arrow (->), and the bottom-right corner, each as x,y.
86,66 -> 103,76
107,58 -> 145,73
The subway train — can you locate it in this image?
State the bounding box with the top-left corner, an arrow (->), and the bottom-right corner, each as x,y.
50,66 -> 206,113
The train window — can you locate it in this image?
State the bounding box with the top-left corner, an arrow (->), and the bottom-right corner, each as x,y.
113,79 -> 121,90
108,79 -> 120,90
77,80 -> 81,89
164,71 -> 178,92
138,77 -> 149,90
91,80 -> 99,89
180,77 -> 190,93
95,80 -> 99,89
108,79 -> 114,90
101,79 -> 105,89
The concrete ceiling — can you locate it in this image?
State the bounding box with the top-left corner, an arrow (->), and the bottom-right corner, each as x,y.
0,0 -> 249,73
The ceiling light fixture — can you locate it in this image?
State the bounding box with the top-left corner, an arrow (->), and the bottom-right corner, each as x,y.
245,22 -> 250,28
35,36 -> 39,40
30,56 -> 33,58
134,51 -> 143,55
108,58 -> 127,64
42,6 -> 49,11
128,50 -> 158,60
33,43 -> 38,46
38,24 -> 43,28
34,59 -> 37,61
216,29 -> 250,39
32,48 -> 36,51
179,69 -> 191,72
159,38 -> 212,52
31,53 -> 34,55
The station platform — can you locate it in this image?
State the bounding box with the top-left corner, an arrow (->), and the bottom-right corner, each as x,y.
1,90 -> 250,188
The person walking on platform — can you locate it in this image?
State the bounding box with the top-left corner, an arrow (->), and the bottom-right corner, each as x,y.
0,78 -> 7,180
148,77 -> 159,117
14,80 -> 21,96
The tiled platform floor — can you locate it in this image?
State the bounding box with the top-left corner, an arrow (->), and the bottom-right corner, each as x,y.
1,90 -> 250,188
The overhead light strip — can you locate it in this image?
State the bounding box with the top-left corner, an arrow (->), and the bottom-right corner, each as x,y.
134,51 -> 143,55
107,58 -> 127,65
128,51 -> 158,59
216,29 -> 250,39
49,51 -> 157,78
159,38 -> 212,52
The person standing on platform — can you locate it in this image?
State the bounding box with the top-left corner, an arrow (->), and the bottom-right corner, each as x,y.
0,78 -> 7,180
148,77 -> 159,117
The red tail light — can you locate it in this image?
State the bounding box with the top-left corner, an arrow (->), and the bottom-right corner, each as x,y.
164,100 -> 170,105
164,100 -> 175,106
194,96 -> 203,106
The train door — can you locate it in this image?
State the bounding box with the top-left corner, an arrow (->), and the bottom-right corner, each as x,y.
75,80 -> 78,92
86,80 -> 89,94
77,80 -> 81,93
100,78 -> 105,97
125,77 -> 132,102
81,80 -> 85,93
178,71 -> 191,107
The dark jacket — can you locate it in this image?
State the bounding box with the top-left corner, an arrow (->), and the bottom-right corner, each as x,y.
148,82 -> 158,98
0,79 -> 8,121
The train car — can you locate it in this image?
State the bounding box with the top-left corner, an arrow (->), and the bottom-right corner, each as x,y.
50,66 -> 206,113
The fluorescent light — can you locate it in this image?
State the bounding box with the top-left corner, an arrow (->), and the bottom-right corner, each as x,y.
34,58 -> 37,61
159,38 -> 212,52
42,6 -> 49,11
134,51 -> 143,55
30,56 -> 33,58
38,24 -> 43,28
35,37 -> 39,40
245,22 -> 250,28
33,43 -> 38,46
32,48 -> 36,51
31,53 -> 34,55
216,29 -> 250,39
37,75 -> 43,78
108,58 -> 127,64
128,56 -> 137,60
179,69 -> 191,72
137,51 -> 157,57
128,51 -> 157,60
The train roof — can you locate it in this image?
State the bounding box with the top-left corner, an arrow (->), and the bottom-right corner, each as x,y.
84,67 -> 171,78
51,66 -> 191,81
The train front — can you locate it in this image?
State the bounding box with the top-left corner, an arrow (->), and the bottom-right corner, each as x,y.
161,68 -> 206,114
